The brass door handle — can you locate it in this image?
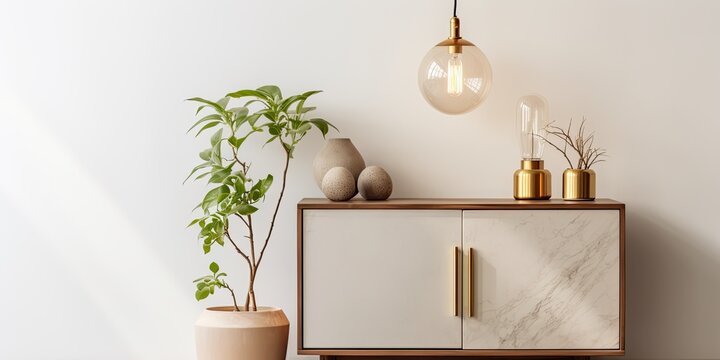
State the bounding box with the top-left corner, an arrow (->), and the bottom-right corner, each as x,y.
468,247 -> 474,317
453,246 -> 459,316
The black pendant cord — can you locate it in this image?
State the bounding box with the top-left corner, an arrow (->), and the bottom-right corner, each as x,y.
453,0 -> 458,17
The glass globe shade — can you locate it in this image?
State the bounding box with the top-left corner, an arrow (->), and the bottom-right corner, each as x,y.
418,43 -> 493,115
516,95 -> 549,160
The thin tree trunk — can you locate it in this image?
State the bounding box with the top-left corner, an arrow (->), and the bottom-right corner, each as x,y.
255,149 -> 291,270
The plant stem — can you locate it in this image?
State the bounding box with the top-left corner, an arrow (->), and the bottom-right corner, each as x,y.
244,146 -> 291,312
255,148 -> 290,270
244,283 -> 250,311
246,267 -> 256,311
225,229 -> 251,265
226,284 -> 240,311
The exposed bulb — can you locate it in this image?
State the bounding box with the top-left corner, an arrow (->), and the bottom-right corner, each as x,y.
516,95 -> 549,160
447,54 -> 463,96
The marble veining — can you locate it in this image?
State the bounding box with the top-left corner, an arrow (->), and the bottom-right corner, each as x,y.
463,210 -> 620,349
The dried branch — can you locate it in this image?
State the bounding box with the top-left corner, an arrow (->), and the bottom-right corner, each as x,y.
537,134 -> 574,169
542,117 -> 607,170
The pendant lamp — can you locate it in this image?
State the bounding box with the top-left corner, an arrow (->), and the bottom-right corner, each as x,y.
418,0 -> 493,115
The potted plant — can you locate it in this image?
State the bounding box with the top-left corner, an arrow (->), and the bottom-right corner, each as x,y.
541,118 -> 607,200
185,85 -> 336,360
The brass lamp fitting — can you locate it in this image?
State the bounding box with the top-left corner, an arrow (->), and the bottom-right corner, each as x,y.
513,160 -> 552,200
449,17 -> 462,54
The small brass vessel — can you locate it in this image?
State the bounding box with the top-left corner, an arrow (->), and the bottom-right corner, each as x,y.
513,160 -> 551,200
563,168 -> 596,200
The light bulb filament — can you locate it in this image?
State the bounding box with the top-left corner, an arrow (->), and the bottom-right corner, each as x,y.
447,54 -> 463,96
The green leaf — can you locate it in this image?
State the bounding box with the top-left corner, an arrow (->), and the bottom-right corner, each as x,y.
297,106 -> 316,114
295,90 -> 322,113
187,113 -> 223,133
263,135 -> 279,147
210,128 -> 223,146
195,287 -> 210,300
227,107 -> 248,118
244,99 -> 267,108
201,187 -> 221,210
201,185 -> 229,211
194,105 -> 207,115
236,204 -> 258,215
246,113 -> 262,127
194,121 -> 221,137
289,123 -> 312,135
261,174 -> 274,195
194,171 -> 211,181
196,282 -> 207,290
210,142 -> 222,165
226,89 -> 271,101
202,244 -> 211,254
193,275 -> 211,283
233,178 -> 246,193
266,123 -> 282,136
199,149 -> 212,161
309,118 -> 338,137
209,262 -> 219,273
208,166 -> 232,184
278,94 -> 304,112
257,85 -> 282,101
187,217 -> 204,227
187,97 -> 227,116
216,191 -> 230,206
184,162 -> 211,184
227,135 -> 247,148
216,97 -> 230,109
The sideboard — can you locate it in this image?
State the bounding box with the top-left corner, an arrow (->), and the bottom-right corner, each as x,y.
297,199 -> 625,359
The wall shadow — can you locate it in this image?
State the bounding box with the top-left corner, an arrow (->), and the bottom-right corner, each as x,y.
623,210 -> 720,359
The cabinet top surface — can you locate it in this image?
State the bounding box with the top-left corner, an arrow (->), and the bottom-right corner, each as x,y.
298,198 -> 624,210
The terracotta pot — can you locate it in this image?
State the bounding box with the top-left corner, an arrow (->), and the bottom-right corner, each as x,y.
562,168 -> 596,200
312,138 -> 365,189
195,306 -> 289,360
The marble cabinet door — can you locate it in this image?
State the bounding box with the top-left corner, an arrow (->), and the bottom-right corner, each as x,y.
462,210 -> 620,349
303,210 -> 462,349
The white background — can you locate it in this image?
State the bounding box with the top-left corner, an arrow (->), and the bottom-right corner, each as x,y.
1,0 -> 719,359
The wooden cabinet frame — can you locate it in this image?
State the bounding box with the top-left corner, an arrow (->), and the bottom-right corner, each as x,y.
297,199 -> 625,358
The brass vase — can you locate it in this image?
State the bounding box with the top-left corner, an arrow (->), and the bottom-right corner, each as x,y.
513,160 -> 551,200
562,169 -> 596,200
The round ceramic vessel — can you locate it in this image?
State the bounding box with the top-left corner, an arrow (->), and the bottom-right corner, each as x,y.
312,138 -> 365,189
195,306 -> 289,360
321,167 -> 356,201
358,166 -> 393,200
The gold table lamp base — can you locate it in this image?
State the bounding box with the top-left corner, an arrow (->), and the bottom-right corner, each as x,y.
513,160 -> 552,200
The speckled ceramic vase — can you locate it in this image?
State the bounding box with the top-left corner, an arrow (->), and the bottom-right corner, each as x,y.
195,306 -> 289,360
312,138 -> 365,189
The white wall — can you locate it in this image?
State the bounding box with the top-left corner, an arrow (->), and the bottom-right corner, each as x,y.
1,0 -> 719,359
